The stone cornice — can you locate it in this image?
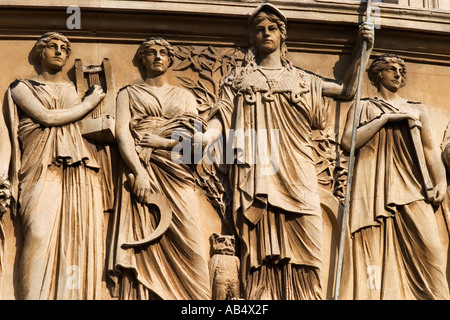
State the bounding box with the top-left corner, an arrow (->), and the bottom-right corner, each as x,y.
0,1 -> 448,64
0,0 -> 448,31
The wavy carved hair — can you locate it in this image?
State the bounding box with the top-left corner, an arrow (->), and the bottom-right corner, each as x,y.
136,37 -> 175,69
368,54 -> 407,89
31,31 -> 72,65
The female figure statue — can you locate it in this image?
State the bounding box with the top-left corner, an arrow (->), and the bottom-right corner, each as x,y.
3,32 -> 106,299
340,54 -> 449,299
108,37 -> 212,300
201,3 -> 374,300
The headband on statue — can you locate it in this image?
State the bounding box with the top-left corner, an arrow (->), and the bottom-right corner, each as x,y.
248,2 -> 287,26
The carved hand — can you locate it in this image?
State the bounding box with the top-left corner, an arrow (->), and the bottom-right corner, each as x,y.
358,21 -> 375,51
138,133 -> 179,149
83,85 -> 106,109
127,173 -> 151,204
139,133 -> 162,148
429,181 -> 446,205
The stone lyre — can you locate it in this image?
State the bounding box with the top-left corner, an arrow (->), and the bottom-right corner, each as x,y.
75,58 -> 116,143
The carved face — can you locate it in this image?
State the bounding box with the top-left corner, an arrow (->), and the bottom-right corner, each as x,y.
143,44 -> 171,77
378,63 -> 405,92
211,233 -> 236,256
253,18 -> 281,55
40,39 -> 68,71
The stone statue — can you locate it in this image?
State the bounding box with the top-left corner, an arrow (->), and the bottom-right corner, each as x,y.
209,233 -> 240,300
107,37 -> 213,300
340,54 -> 449,299
1,32 -> 108,299
200,3 -> 374,300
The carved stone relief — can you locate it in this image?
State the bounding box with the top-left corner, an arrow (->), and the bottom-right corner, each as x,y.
106,36 -> 220,300
3,32 -> 108,299
0,2 -> 448,301
339,54 -> 449,299
209,233 -> 240,300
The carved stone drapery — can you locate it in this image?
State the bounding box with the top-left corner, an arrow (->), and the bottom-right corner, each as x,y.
0,1 -> 448,302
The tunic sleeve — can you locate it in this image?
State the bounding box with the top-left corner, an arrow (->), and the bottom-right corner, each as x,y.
308,73 -> 330,131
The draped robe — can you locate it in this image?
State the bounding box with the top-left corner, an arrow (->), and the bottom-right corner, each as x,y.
108,83 -> 211,300
210,66 -> 329,300
341,97 -> 450,300
6,79 -> 106,299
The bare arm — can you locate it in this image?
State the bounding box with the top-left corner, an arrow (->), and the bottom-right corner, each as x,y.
198,81 -> 236,148
201,115 -> 224,147
138,133 -> 179,150
341,103 -> 415,152
418,105 -> 446,204
322,22 -> 374,100
10,82 -> 105,127
115,89 -> 151,203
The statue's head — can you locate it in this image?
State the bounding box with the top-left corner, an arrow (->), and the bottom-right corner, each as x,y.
368,54 -> 407,91
248,3 -> 288,56
210,233 -> 236,256
31,31 -> 71,71
136,37 -> 175,77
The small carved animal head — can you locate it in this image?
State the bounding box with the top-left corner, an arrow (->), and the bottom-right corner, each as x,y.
210,233 -> 236,256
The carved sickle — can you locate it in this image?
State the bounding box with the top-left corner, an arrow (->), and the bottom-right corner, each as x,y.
121,174 -> 173,249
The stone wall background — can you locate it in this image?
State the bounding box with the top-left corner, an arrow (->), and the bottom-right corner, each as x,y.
0,0 -> 449,300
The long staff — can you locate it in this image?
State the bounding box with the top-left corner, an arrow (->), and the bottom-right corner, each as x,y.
333,0 -> 373,300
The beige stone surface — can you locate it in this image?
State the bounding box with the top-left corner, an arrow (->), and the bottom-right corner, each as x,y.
0,0 -> 448,300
